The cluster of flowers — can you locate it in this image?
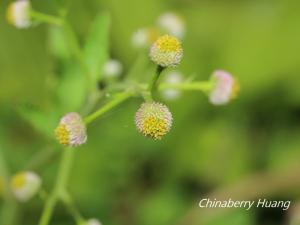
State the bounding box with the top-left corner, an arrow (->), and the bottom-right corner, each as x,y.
54,34 -> 239,144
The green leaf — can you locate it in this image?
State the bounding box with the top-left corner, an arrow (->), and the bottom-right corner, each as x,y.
83,12 -> 111,83
47,26 -> 71,60
17,104 -> 59,139
56,63 -> 87,112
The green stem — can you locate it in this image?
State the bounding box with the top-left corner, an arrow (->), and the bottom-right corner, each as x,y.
159,81 -> 213,93
29,10 -> 63,26
148,66 -> 164,100
84,91 -> 133,125
61,191 -> 85,225
38,148 -> 75,225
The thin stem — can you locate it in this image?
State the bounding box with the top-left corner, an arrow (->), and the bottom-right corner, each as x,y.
29,10 -> 63,26
38,148 -> 75,225
84,91 -> 133,125
61,191 -> 85,225
159,81 -> 213,93
148,65 -> 165,100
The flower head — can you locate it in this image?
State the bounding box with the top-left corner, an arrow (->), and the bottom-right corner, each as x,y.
209,70 -> 240,105
55,112 -> 87,147
103,59 -> 123,78
10,171 -> 41,202
6,0 -> 31,29
86,218 -> 102,225
150,35 -> 183,67
131,27 -> 160,49
135,102 -> 173,140
161,71 -> 183,100
157,12 -> 185,39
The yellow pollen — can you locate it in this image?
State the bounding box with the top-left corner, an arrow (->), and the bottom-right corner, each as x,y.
11,173 -> 26,189
55,124 -> 70,146
156,35 -> 182,53
231,79 -> 240,99
142,116 -> 168,140
6,4 -> 15,25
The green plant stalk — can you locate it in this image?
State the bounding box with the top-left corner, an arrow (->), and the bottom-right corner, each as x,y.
159,81 -> 213,93
84,91 -> 133,125
38,148 -> 74,225
61,191 -> 85,225
148,65 -> 165,100
29,10 -> 63,26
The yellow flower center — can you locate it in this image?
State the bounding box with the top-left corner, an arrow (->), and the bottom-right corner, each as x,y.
55,124 -> 70,146
11,173 -> 26,189
142,116 -> 168,140
6,4 -> 15,25
231,79 -> 240,99
156,35 -> 182,53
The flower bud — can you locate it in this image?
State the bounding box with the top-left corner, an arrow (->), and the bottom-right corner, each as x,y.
161,71 -> 183,100
6,0 -> 31,29
150,35 -> 183,67
55,112 -> 87,147
131,27 -> 160,49
135,102 -> 173,140
103,59 -> 123,78
10,171 -> 41,202
86,218 -> 102,225
209,70 -> 239,105
157,12 -> 185,39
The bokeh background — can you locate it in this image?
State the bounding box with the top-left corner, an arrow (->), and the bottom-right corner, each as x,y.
1,0 -> 300,225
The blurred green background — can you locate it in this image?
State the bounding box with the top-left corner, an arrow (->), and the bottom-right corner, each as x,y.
1,0 -> 300,225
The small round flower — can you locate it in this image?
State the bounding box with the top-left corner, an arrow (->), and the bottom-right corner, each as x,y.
135,102 -> 173,140
103,59 -> 123,78
55,112 -> 87,147
6,0 -> 31,29
161,71 -> 183,100
86,218 -> 102,225
209,70 -> 240,105
10,171 -> 41,202
157,12 -> 185,39
131,27 -> 160,49
150,35 -> 183,67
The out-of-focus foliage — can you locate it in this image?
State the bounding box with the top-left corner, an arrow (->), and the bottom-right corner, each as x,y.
1,0 -> 300,225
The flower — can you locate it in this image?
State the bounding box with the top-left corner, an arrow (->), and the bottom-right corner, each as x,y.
149,35 -> 183,67
135,102 -> 173,140
209,70 -> 240,105
131,27 -> 160,49
103,59 -> 123,78
6,0 -> 31,29
161,71 -> 183,100
10,171 -> 41,202
55,112 -> 87,147
157,12 -> 185,39
86,219 -> 102,225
